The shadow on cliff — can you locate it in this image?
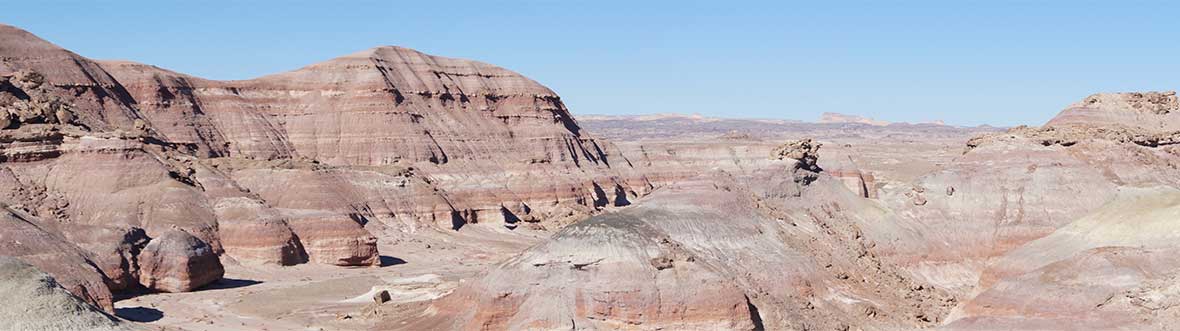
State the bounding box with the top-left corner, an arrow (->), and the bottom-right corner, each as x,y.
115,306 -> 164,322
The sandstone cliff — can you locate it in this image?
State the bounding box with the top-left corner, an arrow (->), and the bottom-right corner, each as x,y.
0,23 -> 647,306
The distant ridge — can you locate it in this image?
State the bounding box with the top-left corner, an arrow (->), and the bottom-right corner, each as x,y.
579,112 -> 986,128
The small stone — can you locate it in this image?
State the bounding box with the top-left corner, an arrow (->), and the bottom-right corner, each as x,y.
373,290 -> 391,304
54,108 -> 73,125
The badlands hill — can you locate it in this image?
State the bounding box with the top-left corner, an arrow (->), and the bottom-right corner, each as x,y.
416,90 -> 1179,330
0,23 -> 645,317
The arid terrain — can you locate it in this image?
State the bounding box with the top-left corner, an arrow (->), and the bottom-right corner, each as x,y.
3,23 -> 1180,331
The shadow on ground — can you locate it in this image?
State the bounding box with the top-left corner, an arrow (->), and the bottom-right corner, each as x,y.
200,277 -> 263,291
380,255 -> 407,267
115,306 -> 164,322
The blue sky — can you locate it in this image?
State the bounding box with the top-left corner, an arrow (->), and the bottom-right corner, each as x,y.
2,1 -> 1177,126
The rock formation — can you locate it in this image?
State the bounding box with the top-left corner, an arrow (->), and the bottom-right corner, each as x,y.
0,22 -> 646,312
550,91 -> 1180,330
136,229 -> 225,293
770,138 -> 821,170
941,187 -> 1180,330
399,151 -> 956,330
0,25 -> 142,132
5,22 -> 1180,331
1046,91 -> 1179,133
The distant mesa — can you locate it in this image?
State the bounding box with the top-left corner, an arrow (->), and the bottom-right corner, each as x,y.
819,112 -> 892,126
579,112 -> 953,127
819,112 -> 950,127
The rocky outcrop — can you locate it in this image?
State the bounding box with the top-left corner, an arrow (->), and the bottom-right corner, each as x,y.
770,138 -> 821,170
0,25 -> 143,132
282,212 -> 379,266
98,45 -> 650,230
0,23 -> 648,310
966,124 -> 1180,150
1047,91 -> 1180,133
211,197 -> 307,265
0,257 -> 139,331
136,229 -> 224,293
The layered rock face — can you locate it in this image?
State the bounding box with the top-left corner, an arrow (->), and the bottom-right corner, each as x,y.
99,46 -> 649,230
878,92 -> 1180,296
1,23 -> 644,310
400,157 -> 956,330
920,94 -> 1180,327
529,94 -> 1180,330
941,187 -> 1180,330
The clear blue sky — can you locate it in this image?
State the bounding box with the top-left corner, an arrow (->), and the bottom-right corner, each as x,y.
3,1 -> 1177,126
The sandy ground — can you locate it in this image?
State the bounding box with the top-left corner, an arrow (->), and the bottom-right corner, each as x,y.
116,224 -> 545,331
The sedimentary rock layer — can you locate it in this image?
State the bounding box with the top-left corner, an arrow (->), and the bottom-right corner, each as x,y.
0,22 -> 645,309
400,158 -> 955,330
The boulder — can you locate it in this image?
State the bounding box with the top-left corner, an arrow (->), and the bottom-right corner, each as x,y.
137,229 -> 224,292
771,138 -> 822,171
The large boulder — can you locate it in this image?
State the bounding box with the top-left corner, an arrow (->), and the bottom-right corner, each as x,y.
137,229 -> 224,292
